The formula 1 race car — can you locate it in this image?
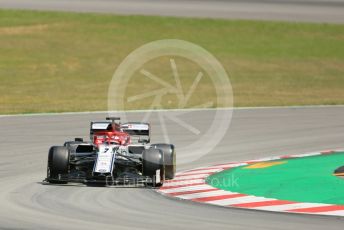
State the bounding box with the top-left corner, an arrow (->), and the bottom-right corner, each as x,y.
44,117 -> 176,187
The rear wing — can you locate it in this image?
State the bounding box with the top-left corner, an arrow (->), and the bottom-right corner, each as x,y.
90,118 -> 120,136
121,122 -> 150,144
90,121 -> 112,140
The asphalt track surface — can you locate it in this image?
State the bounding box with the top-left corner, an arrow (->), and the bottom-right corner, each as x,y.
1,1 -> 343,229
0,107 -> 344,230
0,0 -> 344,23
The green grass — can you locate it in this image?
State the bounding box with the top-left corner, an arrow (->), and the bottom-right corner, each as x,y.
206,153 -> 344,204
0,9 -> 344,114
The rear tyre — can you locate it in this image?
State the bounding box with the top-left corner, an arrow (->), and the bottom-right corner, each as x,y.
142,148 -> 165,187
151,144 -> 176,180
47,146 -> 70,184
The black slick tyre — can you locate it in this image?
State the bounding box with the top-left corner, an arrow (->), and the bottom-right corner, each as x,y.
47,146 -> 70,184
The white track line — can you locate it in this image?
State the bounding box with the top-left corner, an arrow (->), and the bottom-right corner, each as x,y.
176,190 -> 237,199
255,203 -> 330,212
206,196 -> 274,206
179,168 -> 223,175
2,105 -> 344,118
159,184 -> 214,194
174,174 -> 211,180
162,179 -> 205,187
318,210 -> 344,216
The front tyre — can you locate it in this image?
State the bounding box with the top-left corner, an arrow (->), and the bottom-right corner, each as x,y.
151,144 -> 176,180
142,148 -> 165,187
47,146 -> 70,184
